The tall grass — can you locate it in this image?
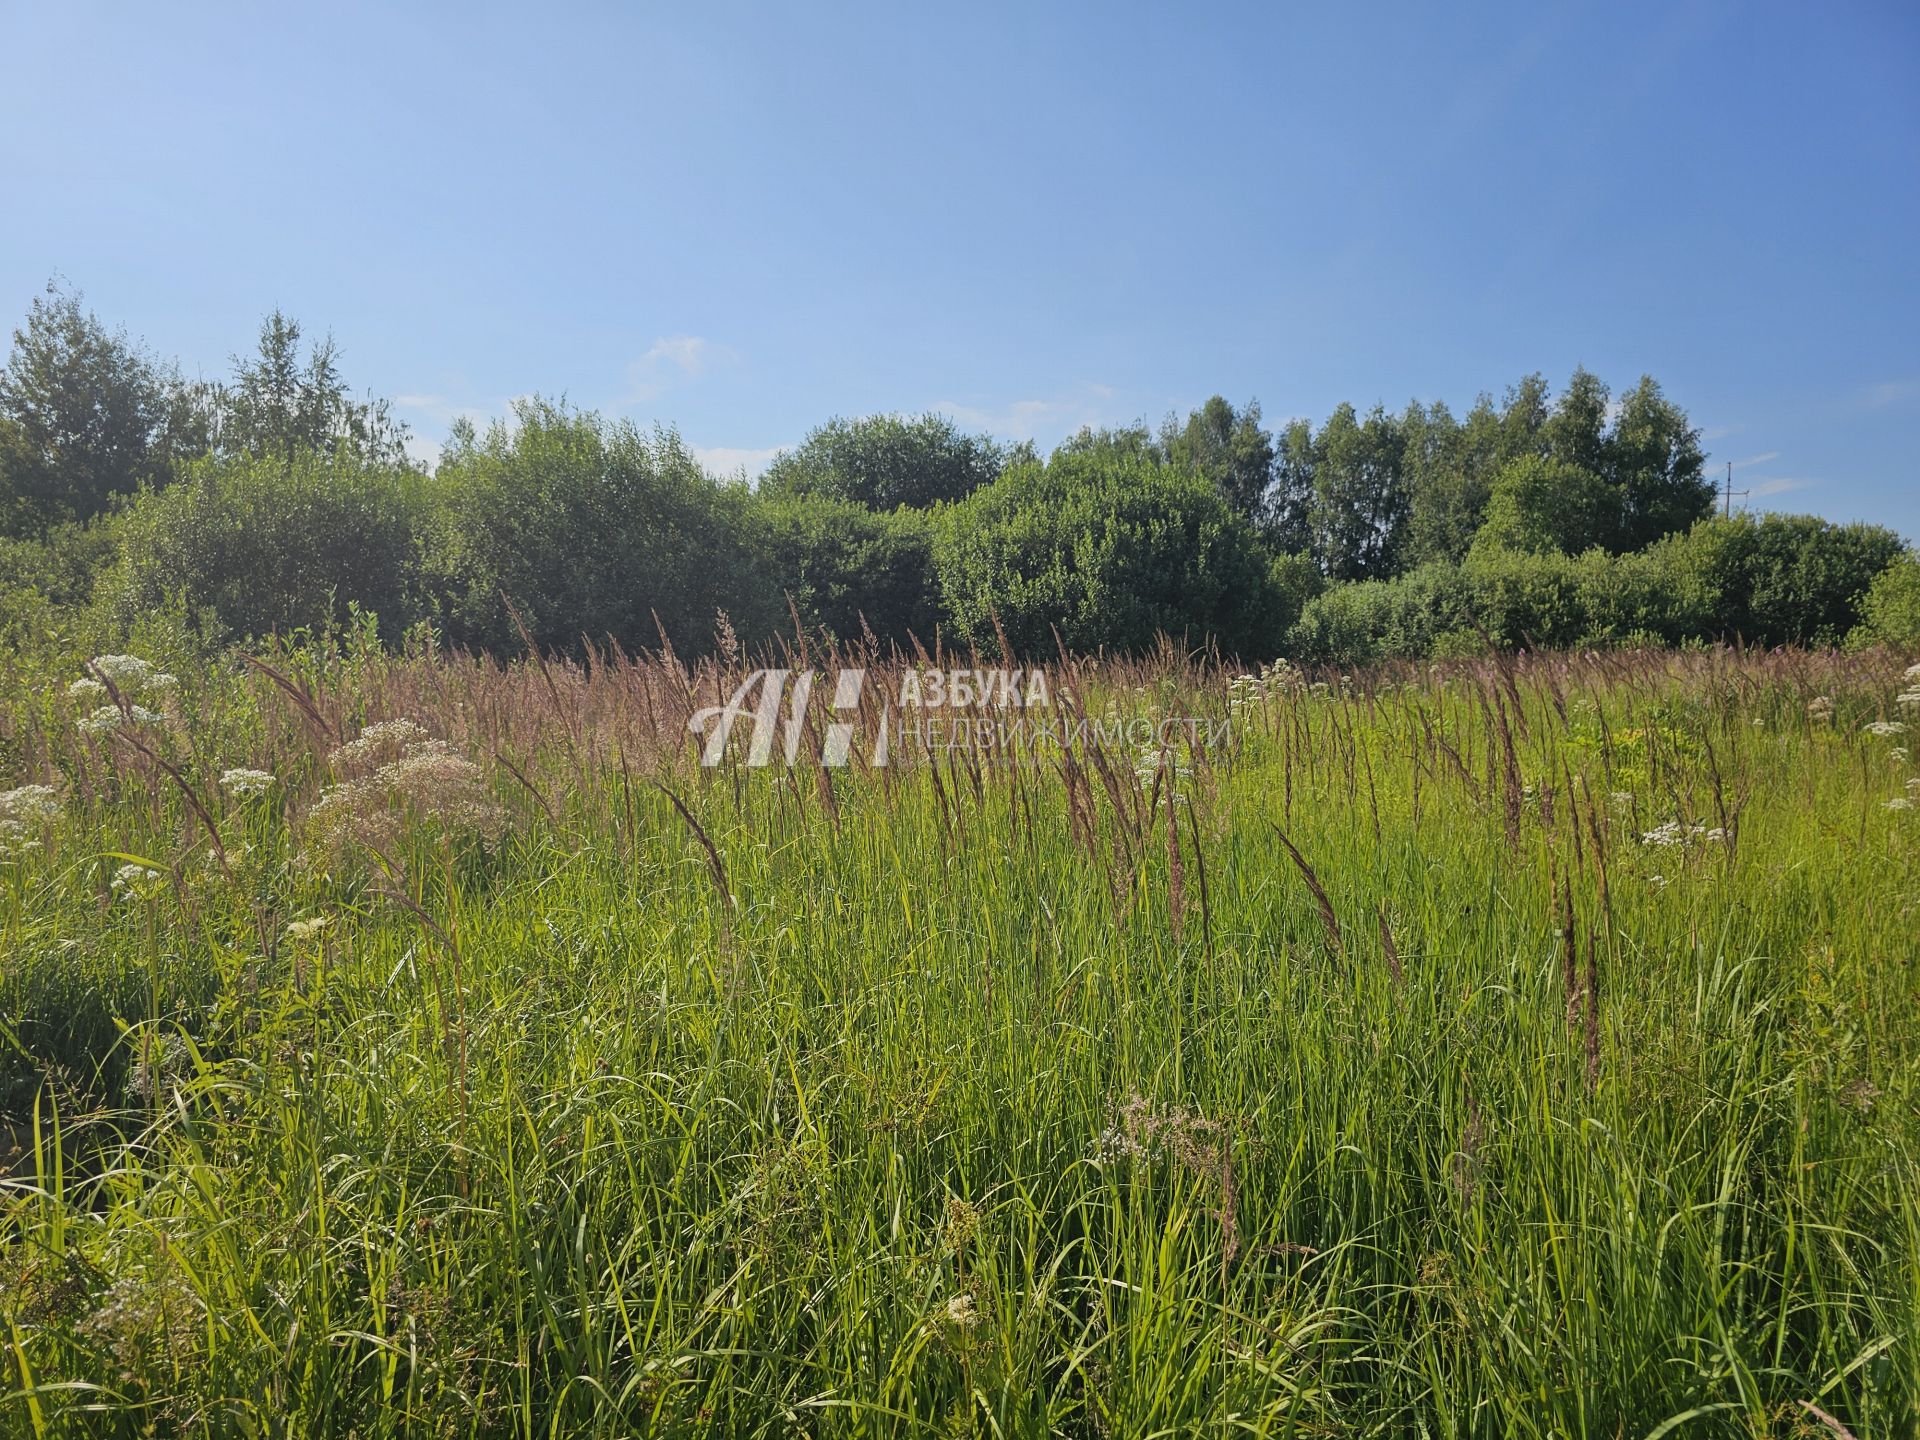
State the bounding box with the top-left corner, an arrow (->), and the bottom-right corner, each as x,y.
1,636 -> 1915,1437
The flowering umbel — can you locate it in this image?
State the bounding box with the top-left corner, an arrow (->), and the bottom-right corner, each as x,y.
305,720 -> 507,863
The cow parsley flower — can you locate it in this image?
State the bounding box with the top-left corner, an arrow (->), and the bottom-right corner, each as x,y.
78,704 -> 166,735
0,785 -> 61,862
219,768 -> 276,797
1864,720 -> 1908,737
1885,798 -> 1914,812
284,915 -> 333,942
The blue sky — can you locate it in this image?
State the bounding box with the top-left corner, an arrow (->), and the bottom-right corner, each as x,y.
3,2 -> 1916,533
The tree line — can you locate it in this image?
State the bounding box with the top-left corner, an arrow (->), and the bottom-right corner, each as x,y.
3,282 -> 1916,662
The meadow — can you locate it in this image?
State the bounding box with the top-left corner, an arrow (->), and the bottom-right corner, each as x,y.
1,634 -> 1916,1437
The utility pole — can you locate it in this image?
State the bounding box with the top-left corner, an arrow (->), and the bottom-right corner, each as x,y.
1722,461 -> 1748,518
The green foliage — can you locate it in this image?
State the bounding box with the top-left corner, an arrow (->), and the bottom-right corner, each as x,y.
1159,395 -> 1274,522
1661,512 -> 1906,647
432,400 -> 781,655
0,283 -> 192,535
201,310 -> 411,465
1850,553 -> 1920,648
113,450 -> 430,642
0,514 -> 128,609
1290,513 -> 1903,661
760,412 -> 1005,510
758,492 -> 941,647
1610,375 -> 1711,549
1306,403 -> 1410,581
1471,455 -> 1621,557
935,449 -> 1283,658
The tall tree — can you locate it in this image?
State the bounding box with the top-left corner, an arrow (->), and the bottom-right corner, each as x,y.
0,282 -> 187,534
1607,375 -> 1709,550
1159,395 -> 1274,523
1265,417 -> 1317,556
1542,366 -> 1610,475
1308,403 -> 1410,581
206,311 -> 410,465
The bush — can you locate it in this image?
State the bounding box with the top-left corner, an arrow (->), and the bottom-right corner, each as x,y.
760,413 -> 1005,510
1850,553 -> 1920,648
431,401 -> 782,656
934,450 -> 1283,659
1471,456 -> 1620,557
114,451 -> 428,642
758,493 -> 941,649
1662,514 -> 1905,647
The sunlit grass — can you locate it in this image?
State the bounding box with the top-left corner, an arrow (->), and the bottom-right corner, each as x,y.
1,641 -> 1916,1436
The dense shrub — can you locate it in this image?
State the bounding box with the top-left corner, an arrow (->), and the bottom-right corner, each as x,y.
1471,456 -> 1621,557
1849,553 -> 1920,648
759,413 -> 1006,510
1288,514 -> 1904,662
936,451 -> 1285,659
758,493 -> 941,649
432,401 -> 782,656
1662,514 -> 1906,647
114,451 -> 428,642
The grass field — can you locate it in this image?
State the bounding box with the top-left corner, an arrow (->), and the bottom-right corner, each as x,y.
2,638 -> 1917,1437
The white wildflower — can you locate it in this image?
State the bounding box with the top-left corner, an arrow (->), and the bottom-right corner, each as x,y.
89,655 -> 155,687
1641,821 -> 1685,847
1751,716 -> 1765,727
941,1294 -> 980,1329
1648,874 -> 1669,891
1886,797 -> 1915,812
78,703 -> 166,735
1864,720 -> 1908,737
1899,690 -> 1920,710
284,915 -> 333,942
0,785 -> 61,825
219,768 -> 276,797
68,677 -> 106,701
1808,696 -> 1835,721
1905,662 -> 1920,682
111,862 -> 165,900
1893,747 -> 1911,763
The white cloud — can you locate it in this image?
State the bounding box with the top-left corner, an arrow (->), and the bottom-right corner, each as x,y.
1728,451 -> 1779,469
621,336 -> 737,405
1747,477 -> 1812,498
692,444 -> 784,479
931,383 -> 1121,443
1863,377 -> 1920,410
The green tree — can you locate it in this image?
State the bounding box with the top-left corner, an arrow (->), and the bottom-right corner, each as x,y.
760,412 -> 1003,510
936,448 -> 1282,658
114,450 -> 429,641
1266,418 -> 1317,556
204,311 -> 410,465
1541,366 -> 1610,476
1607,376 -> 1709,550
759,493 -> 941,648
432,399 -> 780,655
1159,395 -> 1273,522
1471,455 -> 1621,557
1849,554 -> 1920,648
1308,403 -> 1409,581
0,283 -> 190,534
